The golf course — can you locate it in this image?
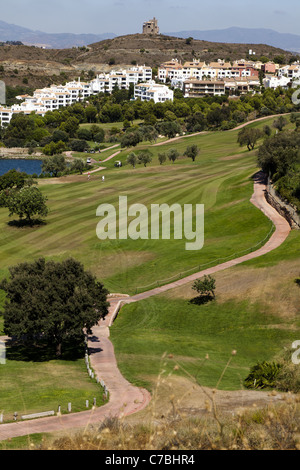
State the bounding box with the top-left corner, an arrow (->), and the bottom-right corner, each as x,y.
0,115 -> 299,426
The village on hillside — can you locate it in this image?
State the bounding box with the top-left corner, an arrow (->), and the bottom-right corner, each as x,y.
1,17 -> 300,127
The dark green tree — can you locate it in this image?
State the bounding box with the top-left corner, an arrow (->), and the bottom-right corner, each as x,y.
168,148 -> 179,163
237,127 -> 262,151
272,116 -> 288,132
121,130 -> 142,148
0,169 -> 36,191
137,150 -> 153,167
1,258 -> 109,356
42,154 -> 67,177
184,144 -> 200,162
192,275 -> 216,300
127,152 -> 138,168
71,159 -> 86,175
0,186 -> 48,222
158,152 -> 167,165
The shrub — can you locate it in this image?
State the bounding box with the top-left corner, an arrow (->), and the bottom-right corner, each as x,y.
244,361 -> 282,390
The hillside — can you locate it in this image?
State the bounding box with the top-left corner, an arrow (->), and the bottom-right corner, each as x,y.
0,33 -> 296,89
165,27 -> 300,54
83,34 -> 296,66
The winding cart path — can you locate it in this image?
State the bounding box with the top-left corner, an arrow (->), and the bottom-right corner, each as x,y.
0,172 -> 291,441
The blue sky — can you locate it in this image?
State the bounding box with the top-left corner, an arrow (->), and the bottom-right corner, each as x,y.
0,0 -> 299,35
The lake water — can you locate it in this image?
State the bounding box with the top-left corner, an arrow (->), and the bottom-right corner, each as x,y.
0,159 -> 43,176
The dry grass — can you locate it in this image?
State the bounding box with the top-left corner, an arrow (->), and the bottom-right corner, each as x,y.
164,259 -> 300,319
30,351 -> 300,451
38,373 -> 300,450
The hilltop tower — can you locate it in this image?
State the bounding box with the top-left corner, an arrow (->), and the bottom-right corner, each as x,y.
143,17 -> 159,35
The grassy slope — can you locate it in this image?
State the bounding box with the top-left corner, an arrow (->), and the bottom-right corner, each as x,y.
0,119 -> 278,295
0,117 -> 298,414
0,357 -> 105,421
110,233 -> 300,392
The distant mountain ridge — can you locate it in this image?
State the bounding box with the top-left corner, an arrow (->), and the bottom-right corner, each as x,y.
0,20 -> 116,48
1,19 -> 300,53
164,27 -> 300,53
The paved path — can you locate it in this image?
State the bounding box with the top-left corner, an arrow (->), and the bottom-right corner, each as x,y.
152,114 -> 290,148
0,172 -> 291,441
0,299 -> 151,441
83,151 -> 121,175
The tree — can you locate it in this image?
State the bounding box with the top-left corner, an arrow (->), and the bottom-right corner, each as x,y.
237,127 -> 262,151
0,169 -> 36,191
1,258 -> 109,356
272,116 -> 288,132
42,154 -> 67,177
59,116 -> 80,138
127,152 -> 138,168
184,144 -> 200,162
43,140 -> 68,156
52,129 -> 69,143
71,159 -> 86,175
85,105 -> 98,123
140,125 -> 158,143
257,131 -> 300,180
158,152 -> 167,165
168,148 -> 179,163
157,121 -> 182,139
77,128 -> 92,141
263,125 -> 272,137
0,186 -> 48,223
137,150 -> 153,167
3,113 -> 35,147
192,275 -> 216,301
70,139 -> 90,153
121,130 -> 142,148
90,124 -> 103,140
94,130 -> 105,143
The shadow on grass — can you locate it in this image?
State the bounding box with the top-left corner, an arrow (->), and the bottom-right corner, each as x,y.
189,294 -> 215,306
6,339 -> 85,362
7,218 -> 47,228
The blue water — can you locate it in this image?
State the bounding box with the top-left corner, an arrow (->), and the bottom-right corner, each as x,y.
0,159 -> 43,176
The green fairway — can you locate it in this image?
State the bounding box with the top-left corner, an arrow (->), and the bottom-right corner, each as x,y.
0,118 -> 278,295
109,230 -> 300,392
0,354 -> 105,423
0,157 -> 271,295
110,295 -> 298,391
0,115 -> 297,411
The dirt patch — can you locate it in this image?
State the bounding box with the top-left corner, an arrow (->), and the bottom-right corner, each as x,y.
39,174 -> 91,185
91,250 -> 157,280
125,375 -> 292,425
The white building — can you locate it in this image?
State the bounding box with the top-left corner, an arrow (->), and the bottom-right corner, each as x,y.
134,81 -> 174,103
158,58 -> 260,90
0,65 -> 153,126
91,66 -> 152,94
278,63 -> 300,80
263,75 -> 291,89
0,107 -> 13,127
